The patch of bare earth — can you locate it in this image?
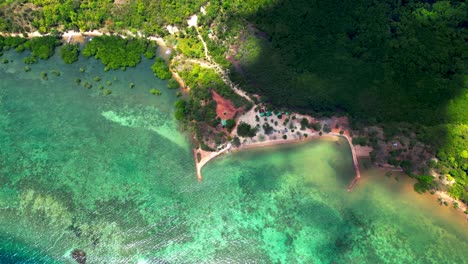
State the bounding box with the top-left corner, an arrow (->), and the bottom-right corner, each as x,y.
212,90 -> 240,120
113,0 -> 129,5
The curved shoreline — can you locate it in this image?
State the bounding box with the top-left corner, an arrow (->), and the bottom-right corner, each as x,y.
2,29 -> 465,219
195,132 -> 361,191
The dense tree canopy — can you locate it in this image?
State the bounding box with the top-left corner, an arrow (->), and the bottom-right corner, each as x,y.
237,0 -> 466,125
237,122 -> 257,138
82,36 -> 153,70
151,58 -> 171,80
24,36 -> 60,60
0,0 -> 206,34
60,43 -> 79,64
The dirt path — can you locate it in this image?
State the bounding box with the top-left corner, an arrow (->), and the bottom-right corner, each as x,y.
194,27 -> 253,103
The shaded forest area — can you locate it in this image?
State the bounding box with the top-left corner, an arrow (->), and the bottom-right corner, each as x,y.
239,0 -> 465,124
233,0 -> 467,201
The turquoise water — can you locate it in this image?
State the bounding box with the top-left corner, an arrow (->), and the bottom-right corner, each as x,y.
0,50 -> 467,263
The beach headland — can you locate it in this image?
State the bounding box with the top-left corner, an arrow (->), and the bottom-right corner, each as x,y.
194,108 -> 363,192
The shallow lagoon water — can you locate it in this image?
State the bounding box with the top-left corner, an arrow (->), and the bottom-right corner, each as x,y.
0,50 -> 467,263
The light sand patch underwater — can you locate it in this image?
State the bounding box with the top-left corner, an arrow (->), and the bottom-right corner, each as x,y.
101,106 -> 188,148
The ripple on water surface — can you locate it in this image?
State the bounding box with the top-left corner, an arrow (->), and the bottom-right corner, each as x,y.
0,50 -> 467,263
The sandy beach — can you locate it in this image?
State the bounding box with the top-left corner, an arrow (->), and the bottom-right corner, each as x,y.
195,111 -> 363,192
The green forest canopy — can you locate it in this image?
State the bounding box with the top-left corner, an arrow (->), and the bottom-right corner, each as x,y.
81,35 -> 153,70
232,0 -> 467,201
60,43 -> 79,64
0,0 -> 207,34
151,58 -> 171,80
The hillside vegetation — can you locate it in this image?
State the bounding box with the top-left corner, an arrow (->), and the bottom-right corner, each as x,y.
232,0 -> 467,201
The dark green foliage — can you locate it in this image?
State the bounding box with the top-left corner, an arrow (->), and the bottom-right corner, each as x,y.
352,137 -> 367,146
82,36 -> 148,70
225,119 -> 236,131
24,36 -> 60,60
237,122 -> 256,138
414,175 -> 436,194
143,44 -> 157,59
309,122 -> 321,131
204,31 -> 230,67
3,36 -> 26,49
83,82 -> 92,89
50,70 -> 61,76
400,160 -> 413,175
167,78 -> 180,89
388,157 -> 400,167
40,71 -> 47,80
262,122 -> 274,135
300,118 -> 309,130
23,56 -> 38,64
174,99 -> 187,121
232,136 -> 241,147
150,88 -> 162,95
323,124 -> 331,134
60,44 -> 79,64
15,45 -> 25,52
151,58 -> 171,80
241,0 -> 465,126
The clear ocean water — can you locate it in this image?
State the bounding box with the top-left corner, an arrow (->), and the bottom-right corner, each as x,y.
0,50 -> 466,263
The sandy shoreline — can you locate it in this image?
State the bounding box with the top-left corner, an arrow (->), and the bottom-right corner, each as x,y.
195,131 -> 362,192
2,29 -> 465,219
0,30 -> 165,44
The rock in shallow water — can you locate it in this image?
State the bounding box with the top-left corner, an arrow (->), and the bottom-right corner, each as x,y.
71,249 -> 86,264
